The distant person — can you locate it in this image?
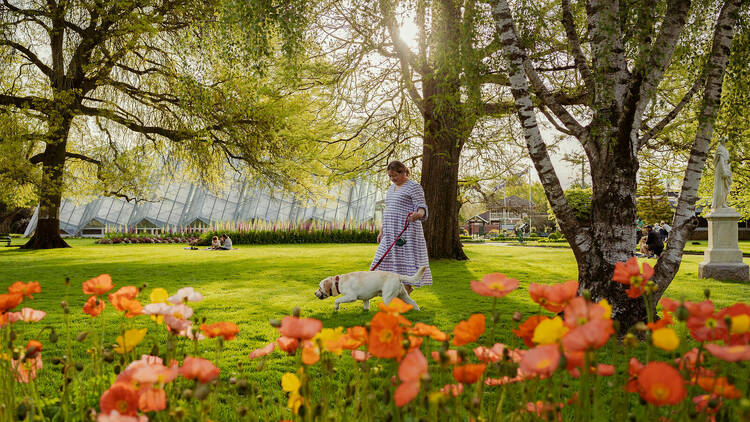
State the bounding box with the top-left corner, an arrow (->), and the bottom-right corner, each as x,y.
219,234 -> 232,250
645,226 -> 663,258
659,221 -> 671,243
635,217 -> 645,246
211,236 -> 221,249
638,235 -> 649,257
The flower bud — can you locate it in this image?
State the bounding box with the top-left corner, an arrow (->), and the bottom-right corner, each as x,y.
703,289 -> 711,299
181,389 -> 193,400
582,289 -> 591,301
512,311 -> 523,322
292,306 -> 301,318
644,281 -> 657,294
49,330 -> 59,344
269,319 -> 282,328
228,377 -> 237,385
194,382 -> 211,400
75,362 -> 84,372
237,406 -> 248,417
237,378 -> 249,395
60,301 -> 68,309
623,333 -> 638,348
676,305 -> 689,322
64,277 -> 70,287
113,365 -> 121,375
103,351 -> 114,363
76,331 -> 89,342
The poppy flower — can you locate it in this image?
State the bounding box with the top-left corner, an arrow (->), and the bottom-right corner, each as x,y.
0,313 -> 7,328
697,376 -> 742,399
276,336 -> 298,354
84,296 -> 106,317
11,354 -> 42,383
431,349 -> 462,365
513,315 -> 549,348
612,257 -> 653,298
652,327 -> 680,351
109,287 -> 142,317
473,343 -> 506,363
693,394 -> 722,416
25,339 -> 42,357
109,286 -> 138,301
529,281 -> 578,313
249,342 -> 276,359
97,410 -> 148,422
100,382 -> 139,417
279,316 -> 323,340
520,344 -> 560,377
705,343 -> 750,362
339,326 -> 368,350
717,303 -> 750,344
634,362 -> 686,405
687,311 -> 727,342
0,293 -> 23,313
440,383 -> 464,397
114,329 -> 148,354
532,317 -> 569,345
524,401 -> 563,421
131,362 -> 178,388
146,288 -> 169,324
315,327 -> 346,355
201,322 -> 239,341
394,349 -> 428,406
82,275 -> 114,296
281,372 -> 304,414
647,312 -> 673,330
167,287 -> 203,304
452,363 -> 487,384
301,340 -> 320,365
409,322 -> 447,341
351,350 -> 371,362
368,312 -> 405,360
624,357 -> 644,393
136,386 -> 166,412
8,281 -> 41,299
561,319 -> 613,352
470,273 -> 519,298
8,307 -> 46,323
378,297 -> 413,314
563,297 -> 609,328
179,357 -> 220,383
452,313 -> 486,346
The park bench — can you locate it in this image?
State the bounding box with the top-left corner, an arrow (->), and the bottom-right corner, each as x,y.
0,233 -> 11,247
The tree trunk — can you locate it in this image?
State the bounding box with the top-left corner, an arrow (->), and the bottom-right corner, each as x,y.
21,131 -> 70,249
420,77 -> 468,260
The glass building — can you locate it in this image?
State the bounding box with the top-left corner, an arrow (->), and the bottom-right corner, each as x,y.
24,177 -> 384,237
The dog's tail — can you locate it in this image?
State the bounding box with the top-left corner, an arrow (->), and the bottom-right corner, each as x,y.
400,266 -> 427,284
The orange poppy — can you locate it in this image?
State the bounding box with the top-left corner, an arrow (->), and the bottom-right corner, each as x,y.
561,319 -> 614,352
249,342 -> 276,359
529,281 -> 578,313
100,382 -> 139,417
693,394 -> 722,416
340,326 -> 368,349
634,362 -> 686,406
612,257 -> 653,298
696,377 -> 742,399
277,336 -> 299,354
408,335 -> 423,351
279,316 -> 323,340
25,340 -> 42,359
110,296 -> 143,318
368,312 -> 405,360
179,357 -> 220,383
109,286 -> 138,301
470,273 -> 519,298
409,322 -> 447,341
625,357 -> 644,393
520,344 -> 560,377
378,298 -> 413,314
82,274 -> 114,296
301,340 -> 320,365
431,349 -> 462,365
705,343 -> 750,362
0,293 -> 23,313
200,322 -> 240,341
452,313 -> 486,346
0,313 -> 7,328
138,386 -> 166,412
513,315 -> 549,348
563,297 -> 608,328
8,281 -> 41,299
647,312 -> 673,330
83,296 -> 106,317
452,363 -> 486,384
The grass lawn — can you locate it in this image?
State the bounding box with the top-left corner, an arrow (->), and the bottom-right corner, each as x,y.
1,239 -> 748,420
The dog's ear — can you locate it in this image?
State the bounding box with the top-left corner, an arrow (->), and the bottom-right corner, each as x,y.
323,278 -> 332,296
335,275 -> 339,281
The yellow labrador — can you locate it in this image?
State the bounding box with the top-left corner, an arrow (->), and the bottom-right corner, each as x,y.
315,266 -> 425,311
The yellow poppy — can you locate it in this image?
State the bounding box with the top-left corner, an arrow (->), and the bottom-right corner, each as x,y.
114,328 -> 148,354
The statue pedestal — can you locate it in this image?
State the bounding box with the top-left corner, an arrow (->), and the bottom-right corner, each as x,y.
698,207 -> 749,281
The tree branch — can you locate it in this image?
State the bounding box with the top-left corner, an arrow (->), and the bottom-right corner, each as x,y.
0,40 -> 54,79
560,0 -> 594,94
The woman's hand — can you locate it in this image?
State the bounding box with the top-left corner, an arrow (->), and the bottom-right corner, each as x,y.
377,231 -> 382,243
407,209 -> 425,223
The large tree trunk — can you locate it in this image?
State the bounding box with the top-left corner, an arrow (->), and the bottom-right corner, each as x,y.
420,76 -> 468,260
21,127 -> 70,249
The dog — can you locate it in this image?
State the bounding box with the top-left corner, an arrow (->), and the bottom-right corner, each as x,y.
314,266 -> 425,311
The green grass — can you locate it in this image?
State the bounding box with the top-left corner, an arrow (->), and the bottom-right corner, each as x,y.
1,240 -> 748,420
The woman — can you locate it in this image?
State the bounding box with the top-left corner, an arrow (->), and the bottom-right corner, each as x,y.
371,161 -> 432,292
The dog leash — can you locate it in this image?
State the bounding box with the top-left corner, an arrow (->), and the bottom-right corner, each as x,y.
370,213 -> 412,271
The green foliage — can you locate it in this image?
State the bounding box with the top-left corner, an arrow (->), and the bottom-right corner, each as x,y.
197,227 -> 377,245
637,165 -> 675,224
555,188 -> 592,223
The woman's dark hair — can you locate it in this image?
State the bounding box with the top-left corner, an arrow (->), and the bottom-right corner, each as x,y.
386,160 -> 410,176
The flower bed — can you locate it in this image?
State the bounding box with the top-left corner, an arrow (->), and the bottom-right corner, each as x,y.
1,258 -> 748,421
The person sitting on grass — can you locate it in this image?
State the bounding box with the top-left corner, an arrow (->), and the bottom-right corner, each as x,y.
210,236 -> 220,249
637,235 -> 649,257
219,234 -> 232,250
644,225 -> 664,258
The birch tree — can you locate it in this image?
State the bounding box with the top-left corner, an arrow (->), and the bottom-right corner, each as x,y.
491,0 -> 743,325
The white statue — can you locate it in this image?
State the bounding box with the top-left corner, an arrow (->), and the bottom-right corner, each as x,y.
711,141 -> 732,210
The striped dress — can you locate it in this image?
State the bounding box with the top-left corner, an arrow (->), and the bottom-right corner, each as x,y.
370,179 -> 433,287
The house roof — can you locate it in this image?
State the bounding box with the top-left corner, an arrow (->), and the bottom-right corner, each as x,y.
467,213 -> 490,223
489,195 -> 535,210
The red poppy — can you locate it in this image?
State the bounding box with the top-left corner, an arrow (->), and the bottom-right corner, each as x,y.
625,358 -> 644,393
368,312 -> 405,360
0,293 -> 23,313
647,312 -> 673,330
394,349 -> 428,406
529,281 -> 578,313
634,362 -> 686,406
8,281 -> 41,299
82,274 -> 114,296
513,315 -> 549,348
705,343 -> 750,362
693,394 -> 722,416
717,303 -> 750,345
279,316 -> 323,340
179,357 -> 220,383
100,382 -> 139,417
83,296 -> 105,317
452,363 -> 486,384
138,386 -> 166,412
440,383 -> 464,397
470,273 -> 519,298
612,257 -> 653,298
452,313 -> 485,346
563,297 -> 608,328
520,344 -> 560,377
249,342 -> 275,359
687,311 -> 727,342
201,322 -> 240,341
277,336 -> 299,354
697,376 -> 742,399
561,319 -> 614,352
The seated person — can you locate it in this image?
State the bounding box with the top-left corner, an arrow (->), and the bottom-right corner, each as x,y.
638,235 -> 649,256
644,225 -> 664,258
219,234 -> 232,250
210,236 -> 220,249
